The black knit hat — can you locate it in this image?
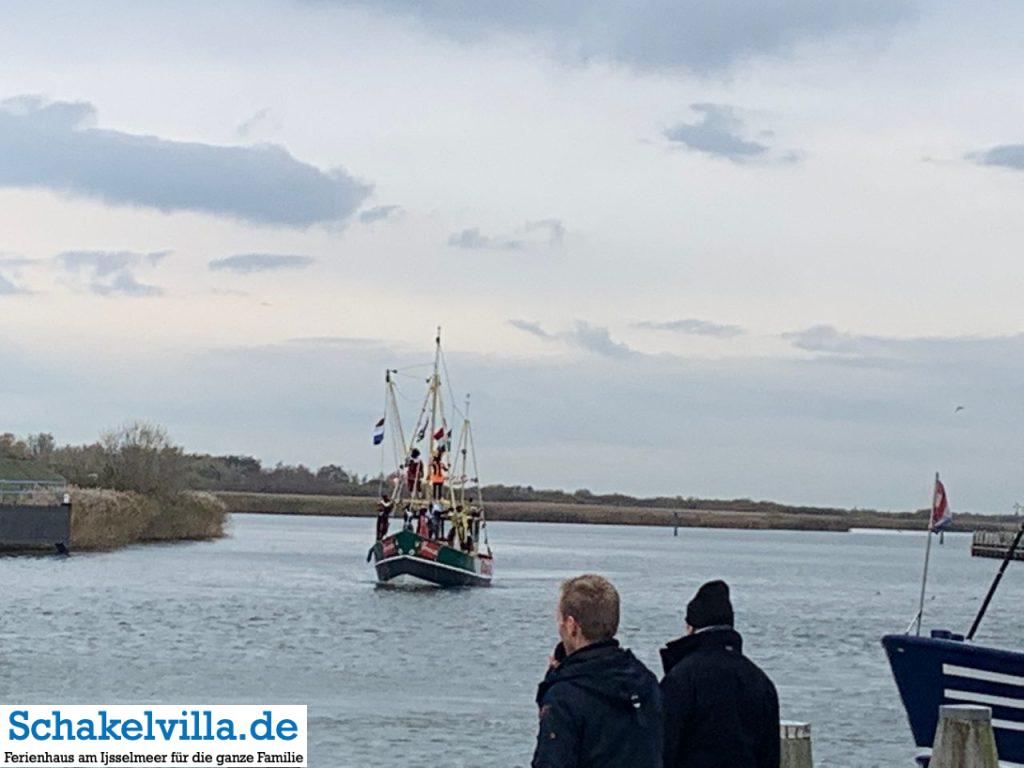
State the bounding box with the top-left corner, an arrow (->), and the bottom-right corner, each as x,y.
685,580 -> 734,629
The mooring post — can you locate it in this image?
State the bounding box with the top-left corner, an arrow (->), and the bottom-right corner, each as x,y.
780,721 -> 812,768
929,704 -> 999,768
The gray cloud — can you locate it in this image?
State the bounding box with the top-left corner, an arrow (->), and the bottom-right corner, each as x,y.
636,318 -> 745,338
0,255 -> 37,267
448,227 -> 522,250
448,218 -> 565,250
507,319 -> 552,339
968,144 -> 1024,171
56,249 -> 169,277
567,321 -> 635,358
208,253 -> 316,273
666,104 -> 770,162
55,249 -> 168,297
525,218 -> 566,245
0,273 -> 28,295
0,96 -> 371,228
358,204 -> 403,224
236,107 -> 273,139
349,1 -> 912,73
783,325 -> 1024,371
509,319 -> 635,358
90,271 -> 162,297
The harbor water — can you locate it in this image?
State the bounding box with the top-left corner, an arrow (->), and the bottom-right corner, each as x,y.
2,514 -> 1022,767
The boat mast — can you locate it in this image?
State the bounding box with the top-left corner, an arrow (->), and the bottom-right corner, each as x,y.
428,327 -> 441,461
384,369 -> 407,498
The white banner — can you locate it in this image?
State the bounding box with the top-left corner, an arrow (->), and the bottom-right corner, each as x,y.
0,706 -> 307,767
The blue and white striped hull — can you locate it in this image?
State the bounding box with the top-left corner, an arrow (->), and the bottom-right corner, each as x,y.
883,633 -> 1024,766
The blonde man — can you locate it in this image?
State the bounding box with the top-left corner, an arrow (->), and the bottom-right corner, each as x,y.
531,574 -> 662,768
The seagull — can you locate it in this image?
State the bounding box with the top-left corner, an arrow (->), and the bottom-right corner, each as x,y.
955,405 -> 965,413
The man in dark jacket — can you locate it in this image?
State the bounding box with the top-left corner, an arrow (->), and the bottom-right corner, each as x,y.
660,580 -> 779,768
532,574 -> 662,768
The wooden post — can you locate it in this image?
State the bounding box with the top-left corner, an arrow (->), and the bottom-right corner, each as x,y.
929,705 -> 999,768
780,721 -> 812,768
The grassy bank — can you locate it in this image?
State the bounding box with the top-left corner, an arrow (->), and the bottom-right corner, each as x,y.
218,491 -> 1020,532
70,488 -> 227,550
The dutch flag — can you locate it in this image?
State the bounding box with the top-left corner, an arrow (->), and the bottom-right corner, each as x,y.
931,474 -> 953,532
372,417 -> 385,445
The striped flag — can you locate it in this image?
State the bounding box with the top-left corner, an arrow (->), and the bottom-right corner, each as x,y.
372,417 -> 385,445
931,475 -> 952,532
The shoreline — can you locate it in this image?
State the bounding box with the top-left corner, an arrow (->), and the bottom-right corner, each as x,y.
216,491 -> 1018,533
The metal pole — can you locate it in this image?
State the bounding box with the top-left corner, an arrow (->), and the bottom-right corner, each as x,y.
916,523 -> 934,636
915,472 -> 939,636
967,522 -> 1024,640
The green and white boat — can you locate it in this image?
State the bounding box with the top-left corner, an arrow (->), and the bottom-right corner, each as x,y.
369,331 -> 494,588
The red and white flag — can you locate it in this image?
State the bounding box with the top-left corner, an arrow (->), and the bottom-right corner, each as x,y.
930,475 -> 953,532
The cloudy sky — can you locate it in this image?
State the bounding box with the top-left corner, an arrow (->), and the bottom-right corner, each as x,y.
2,0 -> 1023,511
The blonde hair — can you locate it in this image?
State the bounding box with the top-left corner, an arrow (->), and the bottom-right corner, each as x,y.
559,574 -> 620,642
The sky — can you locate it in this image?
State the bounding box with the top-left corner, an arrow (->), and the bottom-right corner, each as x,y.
1,0 -> 1024,511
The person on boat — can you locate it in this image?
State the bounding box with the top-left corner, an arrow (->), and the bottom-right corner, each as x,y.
430,501 -> 444,540
469,505 -> 482,542
406,448 -> 424,498
429,448 -> 448,500
532,574 -> 662,768
376,492 -> 393,540
659,580 -> 779,768
416,505 -> 430,538
402,503 -> 413,531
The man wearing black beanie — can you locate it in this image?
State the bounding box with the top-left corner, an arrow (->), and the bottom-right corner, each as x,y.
659,580 -> 780,768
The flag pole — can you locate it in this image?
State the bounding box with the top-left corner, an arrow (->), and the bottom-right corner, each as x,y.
914,472 -> 938,636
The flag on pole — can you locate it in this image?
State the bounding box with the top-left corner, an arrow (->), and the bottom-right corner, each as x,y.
372,417 -> 385,445
930,475 -> 952,532
416,424 -> 427,442
433,427 -> 445,440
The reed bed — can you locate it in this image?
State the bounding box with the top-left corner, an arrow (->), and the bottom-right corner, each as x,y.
70,488 -> 227,550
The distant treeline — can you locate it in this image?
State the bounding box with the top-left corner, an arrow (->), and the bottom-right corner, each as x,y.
0,426 -> 1015,521
0,427 -> 376,497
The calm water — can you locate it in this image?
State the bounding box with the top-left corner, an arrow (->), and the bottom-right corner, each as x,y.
2,515 -> 1022,767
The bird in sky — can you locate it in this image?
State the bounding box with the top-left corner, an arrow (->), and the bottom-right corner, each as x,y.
955,405 -> 965,413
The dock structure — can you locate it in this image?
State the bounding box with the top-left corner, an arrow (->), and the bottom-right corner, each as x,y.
971,529 -> 1024,560
929,705 -> 999,768
780,721 -> 812,768
0,479 -> 71,553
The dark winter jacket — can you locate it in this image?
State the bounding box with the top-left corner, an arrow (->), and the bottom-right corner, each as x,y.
532,639 -> 662,768
660,628 -> 779,768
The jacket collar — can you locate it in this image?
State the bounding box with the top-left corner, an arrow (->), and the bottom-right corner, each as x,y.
536,639 -> 620,703
660,626 -> 744,675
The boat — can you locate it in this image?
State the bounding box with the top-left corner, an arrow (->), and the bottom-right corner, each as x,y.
882,480 -> 1023,766
882,631 -> 1024,766
367,330 -> 494,587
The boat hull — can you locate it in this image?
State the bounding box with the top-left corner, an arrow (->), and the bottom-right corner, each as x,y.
882,633 -> 1024,765
371,530 -> 492,588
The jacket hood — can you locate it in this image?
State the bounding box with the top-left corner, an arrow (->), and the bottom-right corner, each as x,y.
537,639 -> 657,712
660,626 -> 744,676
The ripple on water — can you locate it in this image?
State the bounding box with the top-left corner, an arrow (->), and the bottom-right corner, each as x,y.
2,517 -> 1020,768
